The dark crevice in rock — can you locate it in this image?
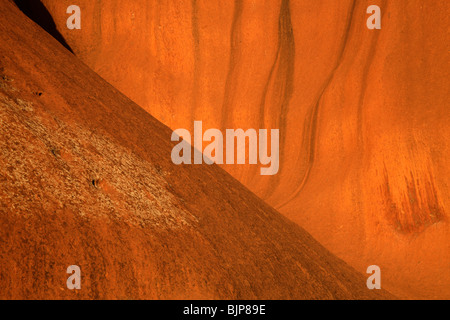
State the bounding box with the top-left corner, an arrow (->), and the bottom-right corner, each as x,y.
13,0 -> 73,53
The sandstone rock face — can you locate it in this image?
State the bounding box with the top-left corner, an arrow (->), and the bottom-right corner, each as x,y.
0,0 -> 396,299
15,0 -> 450,298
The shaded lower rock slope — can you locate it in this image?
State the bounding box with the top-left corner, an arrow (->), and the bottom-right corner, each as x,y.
0,1 -> 392,299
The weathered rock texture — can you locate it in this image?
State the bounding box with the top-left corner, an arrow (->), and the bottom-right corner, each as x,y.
0,0 -> 395,299
33,0 -> 450,299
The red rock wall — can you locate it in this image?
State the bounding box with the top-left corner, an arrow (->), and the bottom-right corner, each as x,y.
38,0 -> 449,298
0,0 -> 397,299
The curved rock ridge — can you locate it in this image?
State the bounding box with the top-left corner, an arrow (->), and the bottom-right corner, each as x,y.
34,0 -> 450,298
0,0 -> 394,299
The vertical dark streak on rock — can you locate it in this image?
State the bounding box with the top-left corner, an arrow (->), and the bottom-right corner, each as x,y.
97,0 -> 102,44
258,37 -> 281,128
258,0 -> 295,198
155,1 -> 161,57
221,0 -> 243,130
112,0 -> 117,34
89,0 -> 103,65
382,164 -> 445,233
356,0 -> 388,149
353,1 -> 387,238
277,0 -> 357,210
191,0 -> 200,123
275,0 -> 295,179
255,35 -> 281,192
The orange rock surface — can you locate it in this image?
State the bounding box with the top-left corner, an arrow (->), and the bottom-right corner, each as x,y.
0,0 -> 395,299
33,0 -> 450,299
